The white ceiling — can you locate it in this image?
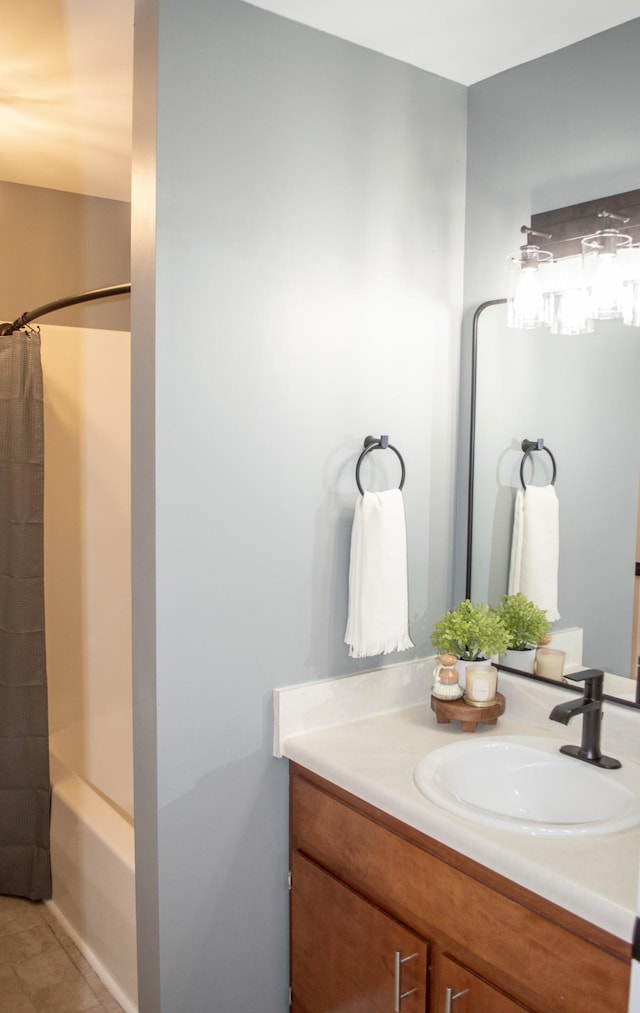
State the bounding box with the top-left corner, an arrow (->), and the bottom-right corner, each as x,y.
243,0 -> 640,86
1,0 -> 638,202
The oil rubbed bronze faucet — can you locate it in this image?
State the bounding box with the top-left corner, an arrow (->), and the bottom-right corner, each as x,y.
549,669 -> 621,769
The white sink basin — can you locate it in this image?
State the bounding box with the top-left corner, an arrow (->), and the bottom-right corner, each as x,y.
414,735 -> 640,837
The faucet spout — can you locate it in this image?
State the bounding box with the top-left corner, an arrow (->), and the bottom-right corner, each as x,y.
548,669 -> 621,769
549,696 -> 600,726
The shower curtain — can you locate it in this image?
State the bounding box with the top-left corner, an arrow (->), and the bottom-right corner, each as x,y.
0,329 -> 51,900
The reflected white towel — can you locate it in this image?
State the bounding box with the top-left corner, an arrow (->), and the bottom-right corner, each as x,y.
508,484 -> 560,621
345,489 -> 414,659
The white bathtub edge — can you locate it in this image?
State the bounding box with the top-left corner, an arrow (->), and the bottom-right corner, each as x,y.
51,765 -> 135,869
49,754 -> 138,1008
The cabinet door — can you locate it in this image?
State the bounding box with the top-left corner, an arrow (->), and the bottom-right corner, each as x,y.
291,852 -> 428,1013
435,955 -> 533,1013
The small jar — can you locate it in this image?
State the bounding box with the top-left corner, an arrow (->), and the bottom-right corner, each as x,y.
464,665 -> 498,707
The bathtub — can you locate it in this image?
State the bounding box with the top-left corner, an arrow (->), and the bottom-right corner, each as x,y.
48,720 -> 138,1013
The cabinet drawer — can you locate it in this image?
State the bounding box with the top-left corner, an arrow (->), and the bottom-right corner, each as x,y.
434,954 -> 533,1012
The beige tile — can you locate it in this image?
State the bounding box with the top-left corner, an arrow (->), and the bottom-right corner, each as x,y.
64,941 -> 93,977
46,917 -> 72,949
0,922 -> 60,966
15,947 -> 106,1012
27,976 -> 106,1013
0,897 -> 44,939
1,898 -> 124,1012
101,999 -> 125,1012
38,905 -> 57,926
0,964 -> 37,1012
83,970 -> 125,1011
13,948 -> 81,993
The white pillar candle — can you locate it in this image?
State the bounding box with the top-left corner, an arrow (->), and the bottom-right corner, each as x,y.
464,665 -> 498,706
535,647 -> 566,681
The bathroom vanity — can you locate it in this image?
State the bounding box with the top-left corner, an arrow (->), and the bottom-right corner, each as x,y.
290,763 -> 628,1012
276,664 -> 638,1013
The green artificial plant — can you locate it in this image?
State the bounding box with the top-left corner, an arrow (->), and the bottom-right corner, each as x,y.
431,599 -> 509,662
496,593 -> 551,652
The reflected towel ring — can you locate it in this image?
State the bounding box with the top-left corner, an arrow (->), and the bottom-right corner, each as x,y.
520,438 -> 557,489
355,435 -> 406,495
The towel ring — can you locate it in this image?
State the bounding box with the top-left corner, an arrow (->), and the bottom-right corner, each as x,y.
519,438 -> 557,489
355,435 -> 406,495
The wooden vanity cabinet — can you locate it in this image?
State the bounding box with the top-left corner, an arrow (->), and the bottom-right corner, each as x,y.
434,956 -> 532,1012
289,763 -> 631,1013
291,852 -> 428,1011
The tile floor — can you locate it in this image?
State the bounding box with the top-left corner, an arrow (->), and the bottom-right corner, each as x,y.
0,894 -> 124,1012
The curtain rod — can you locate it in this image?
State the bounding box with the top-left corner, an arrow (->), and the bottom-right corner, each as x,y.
0,283 -> 131,336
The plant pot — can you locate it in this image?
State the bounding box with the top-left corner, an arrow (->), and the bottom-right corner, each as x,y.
498,648 -> 536,674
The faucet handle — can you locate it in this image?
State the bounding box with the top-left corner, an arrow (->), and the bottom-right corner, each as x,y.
562,669 -> 604,700
563,668 -> 604,683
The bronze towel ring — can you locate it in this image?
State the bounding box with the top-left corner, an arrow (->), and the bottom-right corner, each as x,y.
355,435 -> 406,495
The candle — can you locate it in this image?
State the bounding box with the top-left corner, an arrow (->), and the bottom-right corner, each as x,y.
535,647 -> 566,681
464,665 -> 498,706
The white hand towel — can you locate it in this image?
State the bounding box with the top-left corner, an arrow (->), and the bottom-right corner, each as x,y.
345,489 -> 414,659
508,484 -> 560,621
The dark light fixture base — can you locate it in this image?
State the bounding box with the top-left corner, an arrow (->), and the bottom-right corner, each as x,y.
531,188 -> 640,260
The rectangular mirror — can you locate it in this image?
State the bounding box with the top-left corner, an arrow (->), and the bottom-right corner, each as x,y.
468,299 -> 640,706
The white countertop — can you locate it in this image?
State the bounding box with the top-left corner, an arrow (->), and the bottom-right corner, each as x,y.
276,661 -> 639,944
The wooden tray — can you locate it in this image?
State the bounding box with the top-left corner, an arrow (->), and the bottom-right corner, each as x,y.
430,692 -> 505,732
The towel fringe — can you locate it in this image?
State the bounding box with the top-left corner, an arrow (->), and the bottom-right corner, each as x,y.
347,633 -> 414,660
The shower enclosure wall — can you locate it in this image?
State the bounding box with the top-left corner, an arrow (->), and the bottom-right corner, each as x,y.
41,323 -> 137,1012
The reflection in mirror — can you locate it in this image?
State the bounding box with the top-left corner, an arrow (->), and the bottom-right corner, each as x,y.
467,300 -> 640,707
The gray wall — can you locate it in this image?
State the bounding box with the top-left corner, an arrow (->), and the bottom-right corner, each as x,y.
0,181 -> 130,331
461,20 -> 640,674
132,1 -> 467,1009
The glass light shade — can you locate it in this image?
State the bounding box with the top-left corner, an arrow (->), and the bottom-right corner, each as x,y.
622,279 -> 640,327
582,230 -> 630,320
619,245 -> 640,327
549,288 -> 594,336
507,247 -> 552,329
546,255 -> 593,335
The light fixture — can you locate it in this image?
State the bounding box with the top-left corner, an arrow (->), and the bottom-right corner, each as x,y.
507,226 -> 553,329
622,247 -> 640,327
582,210 -> 631,320
506,190 -> 640,333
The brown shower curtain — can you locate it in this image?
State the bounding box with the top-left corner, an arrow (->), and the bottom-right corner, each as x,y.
0,329 -> 51,900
